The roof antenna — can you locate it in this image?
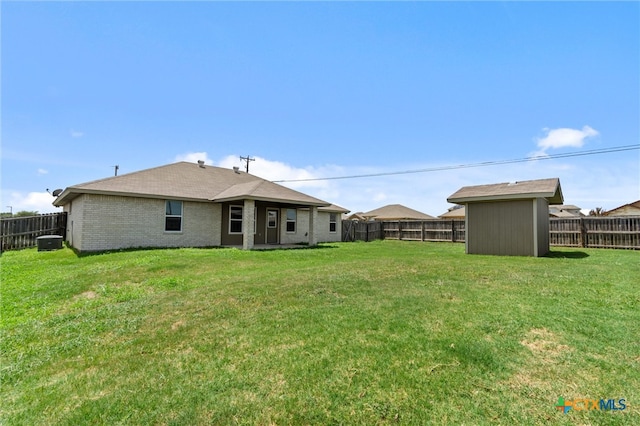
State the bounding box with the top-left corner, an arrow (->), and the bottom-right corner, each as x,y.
240,155 -> 255,173
113,165 -> 119,176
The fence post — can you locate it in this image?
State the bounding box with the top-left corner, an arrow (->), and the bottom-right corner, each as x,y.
421,221 -> 425,241
398,221 -> 402,240
580,217 -> 587,248
451,220 -> 455,242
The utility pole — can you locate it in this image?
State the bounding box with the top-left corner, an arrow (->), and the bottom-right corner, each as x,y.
239,155 -> 255,173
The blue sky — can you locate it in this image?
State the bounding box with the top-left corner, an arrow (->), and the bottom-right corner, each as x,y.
2,1 -> 638,216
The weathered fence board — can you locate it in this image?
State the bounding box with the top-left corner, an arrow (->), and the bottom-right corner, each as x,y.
550,216 -> 640,249
344,217 -> 639,250
0,213 -> 67,252
382,220 -> 465,243
341,220 -> 383,242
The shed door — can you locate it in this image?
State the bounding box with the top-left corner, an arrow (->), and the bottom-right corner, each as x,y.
266,209 -> 279,244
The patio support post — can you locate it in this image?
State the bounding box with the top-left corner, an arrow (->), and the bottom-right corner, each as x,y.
308,206 -> 318,246
243,199 -> 255,250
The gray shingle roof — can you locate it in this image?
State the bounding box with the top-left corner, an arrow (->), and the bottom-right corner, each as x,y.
319,204 -> 350,213
54,162 -> 331,207
362,204 -> 435,220
447,178 -> 563,204
438,206 -> 466,218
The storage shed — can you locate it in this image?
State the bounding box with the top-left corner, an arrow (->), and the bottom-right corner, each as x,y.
447,178 -> 563,257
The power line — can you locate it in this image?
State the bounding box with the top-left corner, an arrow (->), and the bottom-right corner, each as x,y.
272,144 -> 640,183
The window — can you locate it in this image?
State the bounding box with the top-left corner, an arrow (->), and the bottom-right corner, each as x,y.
229,205 -> 242,234
229,205 -> 257,234
267,210 -> 277,228
165,200 -> 182,232
329,213 -> 337,233
286,209 -> 296,233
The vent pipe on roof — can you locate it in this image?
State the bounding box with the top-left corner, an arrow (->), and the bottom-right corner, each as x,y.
197,160 -> 205,168
233,166 -> 241,174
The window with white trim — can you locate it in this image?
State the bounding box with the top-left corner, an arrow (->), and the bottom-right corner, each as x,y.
229,205 -> 257,234
165,200 -> 183,232
329,213 -> 337,233
286,208 -> 297,233
229,205 -> 243,234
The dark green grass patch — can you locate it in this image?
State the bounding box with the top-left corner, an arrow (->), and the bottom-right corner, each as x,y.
1,241 -> 638,424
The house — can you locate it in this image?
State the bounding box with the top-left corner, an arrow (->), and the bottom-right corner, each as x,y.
53,161 -> 349,252
447,178 -> 563,257
604,200 -> 640,217
549,204 -> 583,218
361,204 -> 435,221
345,212 -> 366,221
438,205 -> 465,219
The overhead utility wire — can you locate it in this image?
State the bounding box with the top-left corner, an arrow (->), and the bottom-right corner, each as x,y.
272,144 -> 640,183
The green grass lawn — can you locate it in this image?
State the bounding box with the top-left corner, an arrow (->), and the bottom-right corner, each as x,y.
1,241 -> 638,425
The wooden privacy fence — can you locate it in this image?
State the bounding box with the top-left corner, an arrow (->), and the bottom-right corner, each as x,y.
383,220 -> 466,242
342,220 -> 463,242
549,216 -> 640,249
343,217 -> 640,249
0,213 -> 67,252
342,220 -> 384,242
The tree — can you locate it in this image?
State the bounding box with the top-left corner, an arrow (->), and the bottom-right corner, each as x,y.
588,207 -> 607,216
14,211 -> 40,217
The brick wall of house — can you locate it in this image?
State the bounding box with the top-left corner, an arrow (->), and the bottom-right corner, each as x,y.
64,196 -> 85,250
72,194 -> 221,252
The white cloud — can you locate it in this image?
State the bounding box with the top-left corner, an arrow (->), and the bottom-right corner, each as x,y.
533,125 -> 599,156
37,168 -> 49,175
4,191 -> 61,214
70,129 -> 84,138
174,152 -> 214,165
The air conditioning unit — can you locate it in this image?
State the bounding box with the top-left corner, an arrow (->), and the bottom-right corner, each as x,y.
36,235 -> 63,251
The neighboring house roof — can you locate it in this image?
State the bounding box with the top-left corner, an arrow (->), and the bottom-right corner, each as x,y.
53,162 -> 331,207
447,178 -> 563,204
550,210 -> 579,218
346,212 -> 366,221
438,206 -> 466,219
549,204 -> 583,218
362,204 -> 435,220
550,204 -> 581,211
604,200 -> 640,216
